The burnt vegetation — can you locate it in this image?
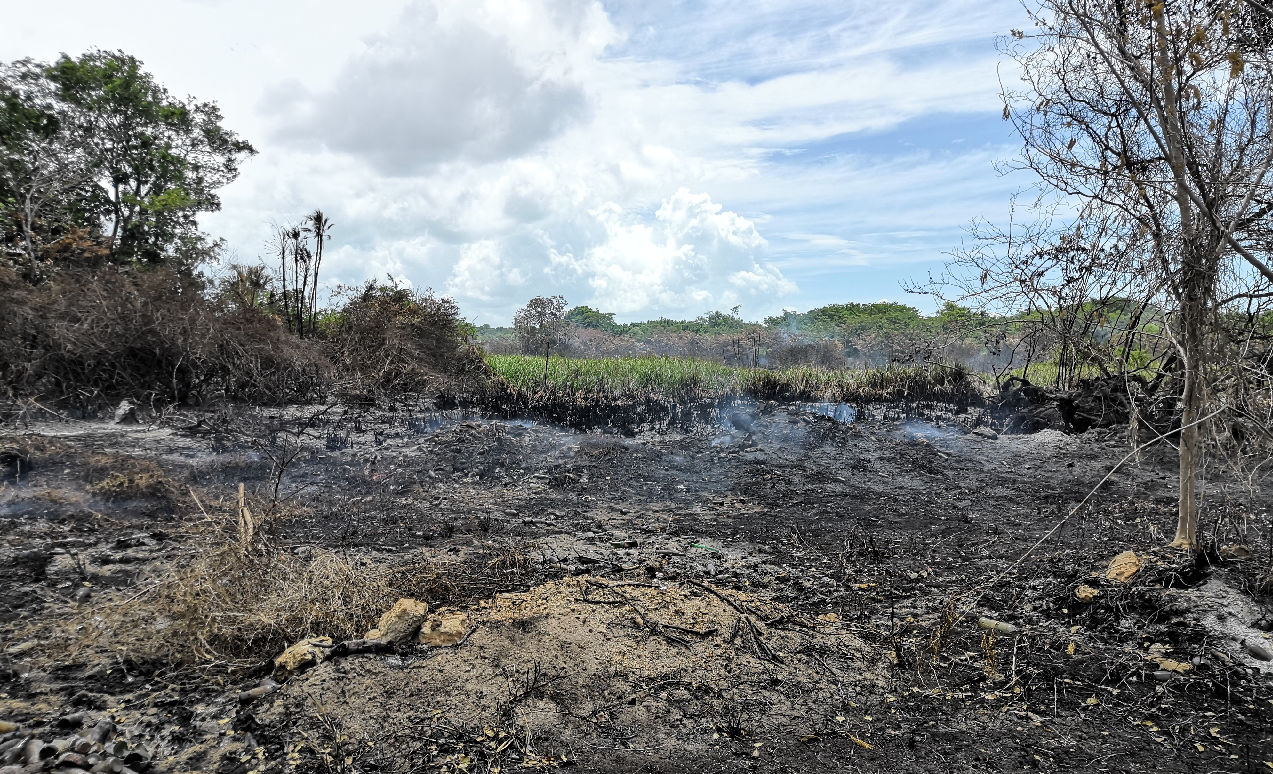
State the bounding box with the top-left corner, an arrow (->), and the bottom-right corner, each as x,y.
0,22 -> 1272,774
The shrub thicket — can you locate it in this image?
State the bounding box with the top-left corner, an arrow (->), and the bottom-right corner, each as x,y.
0,265 -> 329,408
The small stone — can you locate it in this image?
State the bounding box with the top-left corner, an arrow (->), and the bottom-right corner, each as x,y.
1075,585 -> 1100,602
1244,640 -> 1273,662
970,427 -> 998,440
113,401 -> 139,425
1219,544 -> 1252,560
273,637 -> 332,679
363,628 -> 383,640
419,613 -> 471,647
376,599 -> 430,644
0,720 -> 17,733
1105,551 -> 1142,583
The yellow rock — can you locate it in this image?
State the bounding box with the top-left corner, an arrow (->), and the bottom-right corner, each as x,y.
1075,585 -> 1100,602
1154,658 -> 1191,673
419,612 -> 471,647
0,721 -> 17,733
273,637 -> 332,679
377,598 -> 430,644
363,628 -> 383,640
1105,551 -> 1142,583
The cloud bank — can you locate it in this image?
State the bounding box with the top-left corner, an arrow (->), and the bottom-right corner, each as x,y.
1,0 -> 1026,323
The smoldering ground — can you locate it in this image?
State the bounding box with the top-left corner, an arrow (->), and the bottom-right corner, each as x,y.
0,399 -> 1270,773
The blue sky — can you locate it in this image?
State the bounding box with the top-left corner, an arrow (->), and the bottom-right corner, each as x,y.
3,0 -> 1031,324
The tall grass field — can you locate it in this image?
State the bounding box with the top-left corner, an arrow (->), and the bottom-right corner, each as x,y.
485,354 -> 985,404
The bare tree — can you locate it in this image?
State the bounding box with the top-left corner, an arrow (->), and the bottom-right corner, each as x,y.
939,0 -> 1273,549
269,215 -> 328,338
514,295 -> 570,387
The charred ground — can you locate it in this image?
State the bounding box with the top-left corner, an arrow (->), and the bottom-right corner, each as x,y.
1,401 -> 1271,773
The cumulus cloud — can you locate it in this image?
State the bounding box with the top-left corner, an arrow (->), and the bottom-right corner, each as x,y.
265,0 -> 610,173
544,189 -> 796,319
179,0 -> 1024,321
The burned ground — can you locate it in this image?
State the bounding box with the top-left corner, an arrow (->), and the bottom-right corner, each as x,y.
0,401 -> 1271,773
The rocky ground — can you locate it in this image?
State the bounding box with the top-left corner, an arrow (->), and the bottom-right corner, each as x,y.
1,399 -> 1271,773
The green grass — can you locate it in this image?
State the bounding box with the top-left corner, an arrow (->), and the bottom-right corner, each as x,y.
486,354 -> 738,397
485,354 -> 986,404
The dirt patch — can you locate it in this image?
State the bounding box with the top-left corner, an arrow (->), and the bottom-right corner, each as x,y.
257,576 -> 880,771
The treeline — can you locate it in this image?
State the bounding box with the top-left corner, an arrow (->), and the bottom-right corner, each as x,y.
0,52 -> 481,410
478,301 -> 1008,372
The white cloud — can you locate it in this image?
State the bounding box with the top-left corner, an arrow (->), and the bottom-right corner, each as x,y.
552,189 -> 795,318
266,0 -> 612,173
3,0 -> 1031,321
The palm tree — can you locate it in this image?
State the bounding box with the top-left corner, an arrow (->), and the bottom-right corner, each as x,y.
304,210 -> 332,335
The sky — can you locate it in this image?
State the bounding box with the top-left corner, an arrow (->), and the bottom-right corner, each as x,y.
3,0 -> 1031,325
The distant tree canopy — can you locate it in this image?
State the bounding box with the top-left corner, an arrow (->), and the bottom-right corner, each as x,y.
0,50 -> 255,279
767,302 -> 925,338
565,305 -> 619,332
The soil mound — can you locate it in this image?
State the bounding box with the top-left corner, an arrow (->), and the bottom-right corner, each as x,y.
257,577 -> 883,770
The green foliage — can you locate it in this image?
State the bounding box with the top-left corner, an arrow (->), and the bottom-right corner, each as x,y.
486,354 -> 984,404
565,305 -> 619,332
0,50 -> 255,274
767,302 -> 925,338
625,308 -> 753,337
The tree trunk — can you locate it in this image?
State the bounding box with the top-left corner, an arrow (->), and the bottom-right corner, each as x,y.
1171,258 -> 1206,550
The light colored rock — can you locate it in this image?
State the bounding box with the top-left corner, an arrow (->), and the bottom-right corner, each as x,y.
376,599 -> 430,644
1219,544 -> 1251,560
977,617 -> 1018,634
273,637 -> 332,679
1075,585 -> 1100,602
113,401 -> 139,425
363,628 -> 382,640
419,612 -> 471,647
1105,551 -> 1142,583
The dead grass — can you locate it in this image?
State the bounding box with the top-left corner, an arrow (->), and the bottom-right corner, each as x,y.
83,454 -> 180,502
71,544 -> 458,669
44,504 -> 544,671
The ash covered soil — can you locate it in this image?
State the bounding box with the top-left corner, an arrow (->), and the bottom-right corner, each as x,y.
1,401 -> 1272,773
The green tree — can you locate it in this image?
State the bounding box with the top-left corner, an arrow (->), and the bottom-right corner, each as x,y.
565,305 -> 619,332
0,59 -> 97,277
45,50 -> 255,267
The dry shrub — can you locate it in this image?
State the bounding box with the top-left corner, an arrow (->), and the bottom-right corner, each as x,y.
80,544 -> 458,668
0,264 -> 329,407
84,455 -> 178,502
86,471 -> 175,501
322,282 -> 489,397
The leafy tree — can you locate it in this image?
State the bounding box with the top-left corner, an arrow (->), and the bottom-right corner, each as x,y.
0,59 -> 97,278
5,50 -> 257,269
566,305 -> 619,332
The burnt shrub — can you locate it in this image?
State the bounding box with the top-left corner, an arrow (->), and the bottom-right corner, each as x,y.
320,281 -> 489,396
0,265 -> 329,407
766,339 -> 847,369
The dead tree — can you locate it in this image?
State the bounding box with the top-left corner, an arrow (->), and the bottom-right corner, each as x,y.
514,296 -> 570,387
939,0 -> 1273,549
